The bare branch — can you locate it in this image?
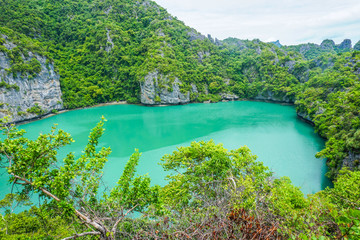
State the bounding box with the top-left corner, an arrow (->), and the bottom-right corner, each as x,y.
10,173 -> 108,234
61,231 -> 100,240
228,176 -> 237,189
111,204 -> 138,235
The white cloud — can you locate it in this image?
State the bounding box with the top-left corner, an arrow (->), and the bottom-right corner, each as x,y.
153,0 -> 360,45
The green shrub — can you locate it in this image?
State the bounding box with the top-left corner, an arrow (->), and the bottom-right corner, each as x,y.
0,81 -> 19,91
26,104 -> 44,115
154,95 -> 161,103
17,111 -> 26,116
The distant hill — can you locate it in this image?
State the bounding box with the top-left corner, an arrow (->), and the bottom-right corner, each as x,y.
282,39 -> 354,60
270,40 -> 282,48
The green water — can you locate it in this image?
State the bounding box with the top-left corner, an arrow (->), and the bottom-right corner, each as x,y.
0,101 -> 331,201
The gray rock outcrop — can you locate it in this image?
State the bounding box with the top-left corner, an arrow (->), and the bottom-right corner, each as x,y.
354,41 -> 360,51
0,42 -> 63,123
296,111 -> 314,124
207,34 -> 214,44
344,57 -> 360,75
313,57 -> 335,70
220,93 -> 239,101
105,28 -> 114,52
190,83 -> 198,93
338,39 -> 352,50
253,90 -> 292,103
197,51 -> 210,62
270,40 -> 282,48
104,6 -> 112,15
187,29 -> 206,41
284,60 -> 296,72
342,151 -> 360,170
299,45 -> 311,55
320,39 -> 335,50
140,71 -> 190,105
214,38 -> 222,46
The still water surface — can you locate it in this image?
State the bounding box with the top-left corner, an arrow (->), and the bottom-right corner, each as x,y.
1,101 -> 331,200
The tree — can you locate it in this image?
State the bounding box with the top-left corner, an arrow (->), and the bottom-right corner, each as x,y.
160,140 -> 271,209
0,117 -> 160,240
150,140 -> 282,239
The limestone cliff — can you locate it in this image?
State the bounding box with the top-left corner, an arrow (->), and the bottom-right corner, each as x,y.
337,39 -> 352,50
296,111 -> 314,125
354,41 -> 360,51
320,39 -> 335,50
253,90 -> 293,103
0,39 -> 63,123
140,71 -> 190,105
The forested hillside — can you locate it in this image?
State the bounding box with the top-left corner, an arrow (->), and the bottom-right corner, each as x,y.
1,0 -> 225,107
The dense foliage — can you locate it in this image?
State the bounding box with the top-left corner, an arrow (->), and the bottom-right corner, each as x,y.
296,52 -> 360,178
0,0 -> 359,178
0,121 -> 359,239
0,0 -> 360,237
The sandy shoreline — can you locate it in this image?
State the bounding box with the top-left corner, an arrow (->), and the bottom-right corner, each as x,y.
15,101 -> 129,125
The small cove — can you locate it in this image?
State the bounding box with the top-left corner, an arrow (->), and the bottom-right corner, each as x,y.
0,101 -> 331,203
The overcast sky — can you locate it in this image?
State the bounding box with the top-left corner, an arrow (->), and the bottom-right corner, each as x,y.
153,0 -> 360,46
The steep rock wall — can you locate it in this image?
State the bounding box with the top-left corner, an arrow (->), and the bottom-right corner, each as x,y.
140,71 -> 190,105
296,111 -> 314,125
0,43 -> 63,123
253,90 -> 293,103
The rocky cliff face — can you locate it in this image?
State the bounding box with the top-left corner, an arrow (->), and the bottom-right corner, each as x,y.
140,71 -> 190,105
270,40 -> 282,48
187,29 -> 206,41
354,41 -> 360,51
320,39 -> 335,50
0,40 -> 63,123
296,111 -> 314,124
342,151 -> 360,170
338,39 -> 352,50
253,90 -> 293,103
